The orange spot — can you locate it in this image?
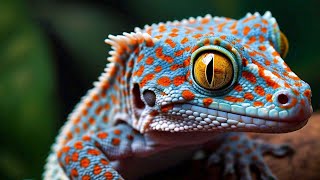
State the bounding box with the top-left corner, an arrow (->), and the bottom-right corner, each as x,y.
230,21 -> 237,29
145,57 -> 154,65
231,29 -> 238,35
182,90 -> 195,101
242,58 -> 248,67
272,51 -> 280,57
259,35 -> 265,43
203,38 -> 210,46
97,132 -> 108,139
247,36 -> 256,44
165,38 -> 176,48
112,138 -> 121,146
224,96 -> 244,103
154,34 -> 163,39
83,123 -> 88,130
105,104 -> 110,110
173,76 -> 186,86
66,131 -> 73,140
196,26 -> 203,31
82,108 -> 88,116
127,134 -> 134,141
89,117 -> 95,125
134,65 -> 144,77
265,60 -> 271,66
203,98 -> 213,107
242,71 -> 257,84
304,89 -> 311,101
75,127 -> 80,134
93,165 -> 102,175
154,65 -> 162,73
243,16 -> 256,23
65,155 -> 70,165
253,101 -> 264,107
244,92 -> 254,100
105,172 -> 114,180
80,157 -> 90,168
220,35 -> 226,40
157,76 -> 171,86
137,54 -> 144,63
72,152 -> 79,162
192,34 -> 202,38
155,47 -> 174,63
174,49 -> 185,56
103,116 -> 108,123
201,18 -> 210,24
292,89 -> 299,96
71,168 -> 78,177
140,73 -> 155,87
266,94 -> 273,102
259,45 -> 266,51
261,27 -> 267,33
100,159 -> 109,165
74,141 -> 83,150
113,129 -> 122,135
253,23 -> 261,28
87,149 -> 101,156
234,83 -> 243,92
95,106 -> 103,115
171,28 -> 179,33
243,26 -> 251,36
161,104 -> 173,113
170,64 -> 184,71
169,33 -> 178,37
217,22 -> 227,32
158,24 -> 166,32
183,57 -> 190,66
82,175 -> 91,180
294,82 -> 302,87
262,19 -> 268,25
254,86 -> 265,96
181,37 -> 189,44
82,135 -> 91,141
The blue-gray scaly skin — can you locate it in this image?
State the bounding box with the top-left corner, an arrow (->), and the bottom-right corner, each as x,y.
43,11 -> 312,180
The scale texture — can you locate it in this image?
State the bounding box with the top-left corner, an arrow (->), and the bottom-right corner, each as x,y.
43,11 -> 312,180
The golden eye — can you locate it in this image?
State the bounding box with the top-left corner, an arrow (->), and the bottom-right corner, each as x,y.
279,31 -> 289,58
193,51 -> 233,90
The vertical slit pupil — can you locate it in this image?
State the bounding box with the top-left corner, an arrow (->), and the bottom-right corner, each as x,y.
206,57 -> 214,86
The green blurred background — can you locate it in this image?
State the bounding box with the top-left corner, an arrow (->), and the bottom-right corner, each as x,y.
0,0 -> 319,179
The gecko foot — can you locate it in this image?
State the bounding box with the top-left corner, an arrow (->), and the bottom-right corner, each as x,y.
207,133 -> 294,180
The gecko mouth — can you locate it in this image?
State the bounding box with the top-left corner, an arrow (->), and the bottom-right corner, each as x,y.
148,103 -> 309,133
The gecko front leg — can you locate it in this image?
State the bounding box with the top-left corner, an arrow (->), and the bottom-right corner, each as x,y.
57,124 -> 149,180
208,133 -> 293,180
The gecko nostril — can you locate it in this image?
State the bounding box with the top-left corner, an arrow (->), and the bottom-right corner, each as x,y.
277,94 -> 289,104
143,90 -> 156,107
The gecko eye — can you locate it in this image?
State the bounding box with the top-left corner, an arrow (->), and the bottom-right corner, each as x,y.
279,31 -> 289,59
193,51 -> 233,90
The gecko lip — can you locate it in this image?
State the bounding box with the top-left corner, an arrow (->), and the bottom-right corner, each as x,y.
162,103 -> 311,123
150,103 -> 309,133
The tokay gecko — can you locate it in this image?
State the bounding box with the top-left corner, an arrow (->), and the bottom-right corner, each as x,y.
44,11 -> 313,179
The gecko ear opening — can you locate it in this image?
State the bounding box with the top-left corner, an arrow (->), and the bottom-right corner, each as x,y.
133,83 -> 145,109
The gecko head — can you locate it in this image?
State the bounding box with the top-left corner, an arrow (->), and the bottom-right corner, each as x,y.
130,11 -> 312,133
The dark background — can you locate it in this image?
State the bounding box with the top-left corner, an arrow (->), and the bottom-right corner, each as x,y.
1,0 -> 319,179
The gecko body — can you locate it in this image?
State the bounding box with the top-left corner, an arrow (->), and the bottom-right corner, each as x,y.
44,11 -> 312,179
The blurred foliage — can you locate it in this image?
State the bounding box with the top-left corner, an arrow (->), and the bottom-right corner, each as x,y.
0,0 -> 319,179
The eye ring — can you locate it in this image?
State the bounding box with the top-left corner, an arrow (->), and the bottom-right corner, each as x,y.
190,45 -> 239,96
